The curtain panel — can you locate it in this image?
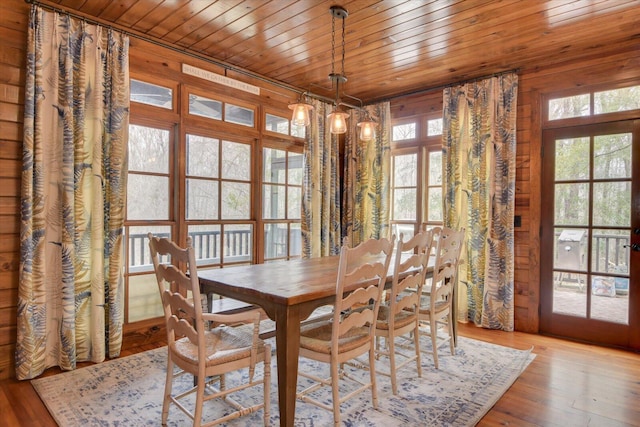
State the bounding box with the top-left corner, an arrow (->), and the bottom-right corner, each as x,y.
301,99 -> 342,258
17,5 -> 129,380
442,73 -> 518,331
342,102 -> 392,247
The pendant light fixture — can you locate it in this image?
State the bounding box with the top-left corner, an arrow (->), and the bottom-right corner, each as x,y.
327,5 -> 350,135
357,111 -> 376,141
288,92 -> 313,126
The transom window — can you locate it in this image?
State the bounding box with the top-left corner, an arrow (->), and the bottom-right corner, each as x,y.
548,84 -> 640,121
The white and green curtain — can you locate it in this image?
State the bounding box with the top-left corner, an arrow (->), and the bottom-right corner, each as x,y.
442,73 -> 518,331
17,5 -> 129,380
301,99 -> 342,258
343,102 -> 392,246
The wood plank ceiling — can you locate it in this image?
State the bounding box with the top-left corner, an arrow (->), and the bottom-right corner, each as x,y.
38,0 -> 640,103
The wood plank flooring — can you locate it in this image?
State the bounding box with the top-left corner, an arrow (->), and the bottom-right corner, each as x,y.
1,323 -> 639,426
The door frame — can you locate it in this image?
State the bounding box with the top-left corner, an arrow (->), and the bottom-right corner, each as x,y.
539,120 -> 640,350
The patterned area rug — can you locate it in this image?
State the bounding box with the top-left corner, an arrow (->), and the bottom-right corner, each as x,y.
32,335 -> 534,426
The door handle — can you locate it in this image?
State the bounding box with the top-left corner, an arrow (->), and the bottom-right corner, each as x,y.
623,243 -> 640,251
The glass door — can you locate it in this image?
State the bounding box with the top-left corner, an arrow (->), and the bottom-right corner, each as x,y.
540,120 -> 640,349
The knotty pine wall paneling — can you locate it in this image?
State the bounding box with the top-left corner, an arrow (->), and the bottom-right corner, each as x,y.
0,0 -> 28,380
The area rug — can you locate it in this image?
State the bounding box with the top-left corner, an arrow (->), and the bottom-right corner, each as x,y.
32,335 -> 534,426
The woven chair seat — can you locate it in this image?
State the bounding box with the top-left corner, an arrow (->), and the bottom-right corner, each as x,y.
417,299 -> 449,316
300,319 -> 371,354
173,324 -> 268,367
375,305 -> 416,331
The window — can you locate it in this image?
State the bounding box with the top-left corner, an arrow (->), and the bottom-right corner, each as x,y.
548,84 -> 640,121
124,75 -> 304,323
265,112 -> 306,139
130,79 -> 173,109
262,147 -> 303,261
390,115 -> 444,237
125,123 -> 174,323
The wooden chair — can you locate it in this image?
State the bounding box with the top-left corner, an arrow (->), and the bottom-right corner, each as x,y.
296,236 -> 395,426
374,230 -> 432,394
148,233 -> 271,427
417,227 -> 465,369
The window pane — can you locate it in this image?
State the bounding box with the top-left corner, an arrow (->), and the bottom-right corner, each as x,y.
594,85 -> 640,114
188,224 -> 221,266
393,188 -> 417,220
288,153 -> 303,185
127,174 -> 169,220
290,223 -> 301,257
555,183 -> 589,226
264,223 -> 287,259
593,133 -> 632,179
222,141 -> 251,180
262,184 -> 285,219
548,94 -> 590,120
128,125 -> 169,173
291,123 -> 306,138
555,137 -> 590,181
427,118 -> 443,136
130,79 -> 172,109
128,225 -> 171,272
221,182 -> 251,219
187,135 -> 218,178
593,182 -> 630,227
591,275 -> 628,324
392,123 -> 416,141
266,114 -> 289,135
394,154 -> 417,186
128,273 -> 163,322
224,224 -> 252,263
428,151 -> 442,184
263,148 -> 286,184
189,94 -> 222,120
591,229 -> 630,275
225,103 -> 254,127
554,228 -> 587,272
288,187 -> 301,219
186,178 -> 218,220
427,187 -> 443,222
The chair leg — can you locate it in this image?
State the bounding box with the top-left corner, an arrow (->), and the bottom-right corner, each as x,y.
388,333 -> 398,395
162,353 -> 174,425
331,361 -> 341,427
430,317 -> 439,369
413,322 -> 422,378
447,312 -> 455,355
263,351 -> 271,426
193,374 -> 206,427
368,342 -> 379,409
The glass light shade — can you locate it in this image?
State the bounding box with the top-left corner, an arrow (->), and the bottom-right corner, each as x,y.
357,120 -> 376,141
289,102 -> 313,126
328,110 -> 349,134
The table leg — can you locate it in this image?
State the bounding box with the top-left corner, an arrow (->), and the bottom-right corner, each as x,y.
275,306 -> 301,427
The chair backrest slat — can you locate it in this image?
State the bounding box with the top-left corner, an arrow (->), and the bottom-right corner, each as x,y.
333,236 -> 394,344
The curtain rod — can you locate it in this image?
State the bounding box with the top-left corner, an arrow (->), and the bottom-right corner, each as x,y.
23,0 -> 316,101
367,68 -> 521,105
24,0 -> 517,108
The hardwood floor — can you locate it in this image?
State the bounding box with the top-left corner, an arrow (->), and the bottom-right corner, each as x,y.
1,323 -> 639,426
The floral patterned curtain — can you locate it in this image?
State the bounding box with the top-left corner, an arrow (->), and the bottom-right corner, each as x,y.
17,5 -> 129,380
442,73 -> 518,331
301,99 -> 342,258
343,102 -> 391,246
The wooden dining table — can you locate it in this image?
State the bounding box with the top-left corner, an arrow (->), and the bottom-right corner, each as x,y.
197,254 -> 443,427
